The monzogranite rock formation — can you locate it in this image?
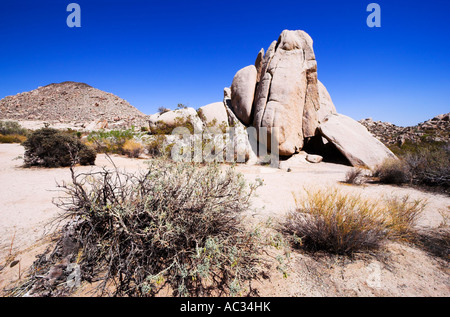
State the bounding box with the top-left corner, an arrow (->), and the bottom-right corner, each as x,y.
223,29 -> 396,168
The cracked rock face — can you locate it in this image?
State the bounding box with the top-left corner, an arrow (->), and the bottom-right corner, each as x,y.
233,30 -> 323,156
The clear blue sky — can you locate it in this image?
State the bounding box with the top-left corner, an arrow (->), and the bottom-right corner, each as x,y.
1,0 -> 449,126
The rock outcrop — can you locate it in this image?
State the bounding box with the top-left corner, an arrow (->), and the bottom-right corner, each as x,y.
225,29 -> 397,166
197,102 -> 229,132
360,113 -> 450,146
149,107 -> 203,133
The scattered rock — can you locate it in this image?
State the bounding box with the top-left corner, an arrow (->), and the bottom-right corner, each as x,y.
306,154 -> 323,164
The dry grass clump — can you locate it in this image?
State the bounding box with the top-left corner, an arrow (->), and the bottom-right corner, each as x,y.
0,134 -> 27,144
283,188 -> 425,255
18,160 -> 262,297
122,139 -> 144,158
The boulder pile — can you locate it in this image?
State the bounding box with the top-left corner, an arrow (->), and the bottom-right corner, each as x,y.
192,29 -> 397,169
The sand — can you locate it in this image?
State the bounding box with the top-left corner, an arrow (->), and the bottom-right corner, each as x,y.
0,144 -> 448,296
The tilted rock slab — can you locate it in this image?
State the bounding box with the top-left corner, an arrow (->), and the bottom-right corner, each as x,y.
319,114 -> 397,169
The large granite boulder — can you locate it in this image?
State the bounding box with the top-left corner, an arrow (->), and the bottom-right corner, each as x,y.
230,65 -> 258,126
317,80 -> 337,123
149,107 -> 203,133
252,30 -> 320,156
318,114 -> 397,169
197,102 -> 229,132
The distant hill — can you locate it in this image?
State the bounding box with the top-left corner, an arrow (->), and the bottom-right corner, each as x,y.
359,113 -> 450,146
0,81 -> 148,129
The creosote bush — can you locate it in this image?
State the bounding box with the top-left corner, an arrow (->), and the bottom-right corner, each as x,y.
45,160 -> 262,296
23,128 -> 96,167
283,187 -> 425,255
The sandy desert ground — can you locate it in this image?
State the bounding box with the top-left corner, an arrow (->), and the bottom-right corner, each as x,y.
0,143 -> 449,296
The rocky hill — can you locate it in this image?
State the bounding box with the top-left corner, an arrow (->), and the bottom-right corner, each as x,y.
359,113 -> 449,146
0,82 -> 149,129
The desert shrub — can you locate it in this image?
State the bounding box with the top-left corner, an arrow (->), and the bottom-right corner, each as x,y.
151,117 -> 195,135
0,120 -> 28,136
344,168 -> 365,185
158,106 -> 171,113
373,158 -> 411,185
23,128 -> 96,167
86,129 -> 135,154
378,142 -> 449,190
0,134 -> 27,144
122,139 -> 144,158
283,188 -> 425,255
146,135 -> 172,157
42,160 -> 262,297
384,196 -> 426,242
403,145 -> 450,188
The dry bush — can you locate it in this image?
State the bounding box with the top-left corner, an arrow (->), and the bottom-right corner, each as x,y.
344,168 -> 365,185
381,142 -> 450,192
404,145 -> 450,189
122,139 -> 144,158
373,158 -> 411,185
21,160 -> 263,297
283,188 -> 425,255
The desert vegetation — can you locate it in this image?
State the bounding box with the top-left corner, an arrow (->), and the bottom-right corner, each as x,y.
282,187 -> 425,255
22,128 -> 96,167
10,160 -> 264,297
0,120 -> 28,143
375,141 -> 450,193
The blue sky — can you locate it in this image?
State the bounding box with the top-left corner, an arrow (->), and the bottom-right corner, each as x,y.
0,0 -> 449,126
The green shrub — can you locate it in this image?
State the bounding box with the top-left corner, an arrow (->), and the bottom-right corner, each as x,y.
86,129 -> 135,154
23,128 -> 96,167
39,161 -> 262,297
0,121 -> 28,136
